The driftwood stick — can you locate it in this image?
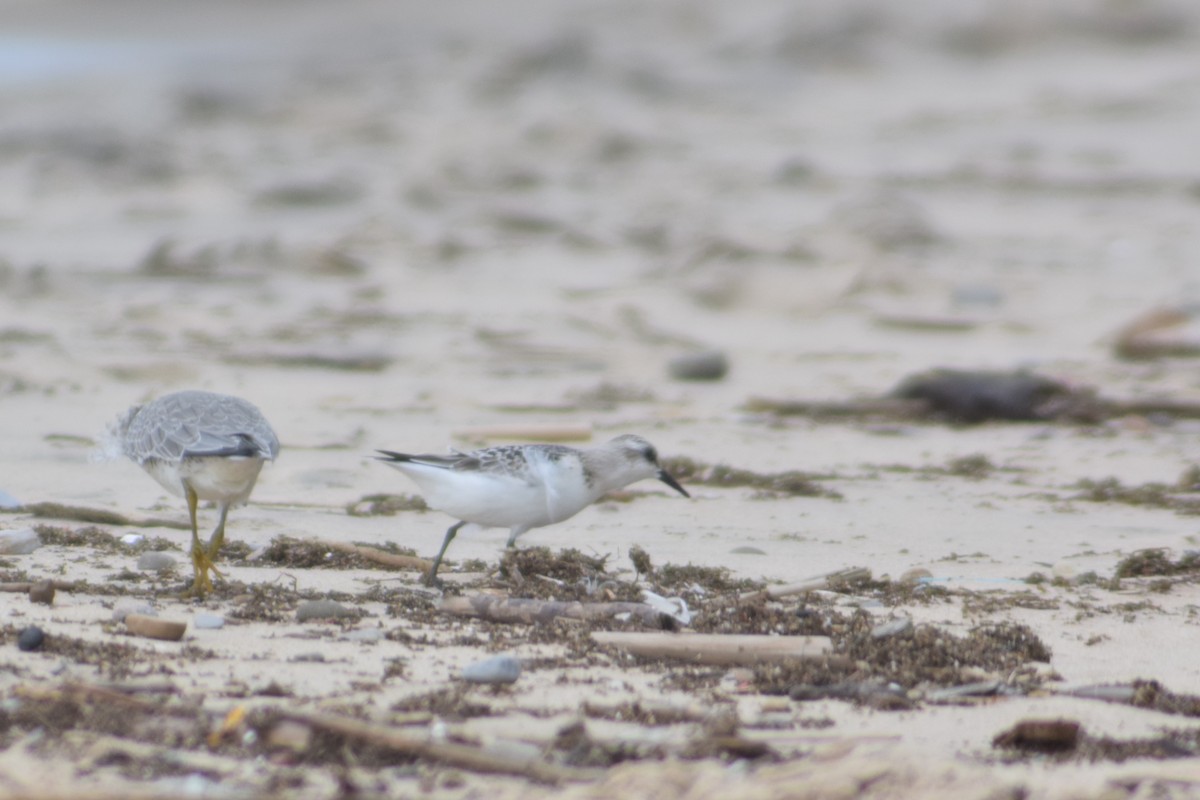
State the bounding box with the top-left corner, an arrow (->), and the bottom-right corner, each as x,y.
439,595 -> 667,627
314,539 -> 433,572
739,567 -> 872,603
278,710 -> 599,784
0,580 -> 79,593
592,631 -> 832,665
12,502 -> 190,529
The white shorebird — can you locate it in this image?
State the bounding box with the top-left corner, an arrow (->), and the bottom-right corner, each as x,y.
376,434 -> 689,585
114,390 -> 279,596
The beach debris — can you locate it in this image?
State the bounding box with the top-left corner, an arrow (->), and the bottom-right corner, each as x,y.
439,595 -> 672,628
112,599 -> 156,622
295,599 -> 355,622
871,617 -> 913,639
592,631 -> 832,665
462,655 -> 522,685
738,566 -> 871,603
992,719 -> 1081,752
667,350 -> 730,381
0,527 -> 41,554
640,589 -> 693,625
14,502 -> 190,529
28,579 -> 55,605
125,614 -> 187,642
890,369 -> 1085,423
193,613 -> 225,630
265,710 -> 599,783
17,626 -> 45,652
1113,305 -> 1200,360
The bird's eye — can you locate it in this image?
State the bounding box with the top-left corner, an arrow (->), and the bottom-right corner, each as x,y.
644,446 -> 658,463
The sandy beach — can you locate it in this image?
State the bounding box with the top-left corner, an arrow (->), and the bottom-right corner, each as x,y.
3,0 -> 1200,797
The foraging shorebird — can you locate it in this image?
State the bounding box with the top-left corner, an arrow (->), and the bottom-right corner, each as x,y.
115,390 -> 279,595
376,434 -> 689,585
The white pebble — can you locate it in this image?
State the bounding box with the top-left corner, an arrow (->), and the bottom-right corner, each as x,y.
0,528 -> 41,555
193,613 -> 225,630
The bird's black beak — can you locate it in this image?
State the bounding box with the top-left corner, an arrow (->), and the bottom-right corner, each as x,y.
658,469 -> 690,498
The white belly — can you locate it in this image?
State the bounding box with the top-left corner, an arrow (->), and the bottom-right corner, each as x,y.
143,456 -> 267,505
396,459 -> 598,531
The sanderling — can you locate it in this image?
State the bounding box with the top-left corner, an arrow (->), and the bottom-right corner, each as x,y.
113,390 -> 279,596
376,434 -> 689,586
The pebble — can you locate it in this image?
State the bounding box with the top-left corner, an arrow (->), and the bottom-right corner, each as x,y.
112,599 -> 156,622
342,627 -> 383,643
136,552 -> 177,572
194,613 -> 225,630
667,350 -> 729,381
28,580 -> 55,606
0,489 -> 20,510
0,528 -> 41,555
871,617 -> 913,639
461,655 -> 522,685
18,626 -> 44,652
295,600 -> 355,622
729,546 -> 766,555
120,533 -> 145,546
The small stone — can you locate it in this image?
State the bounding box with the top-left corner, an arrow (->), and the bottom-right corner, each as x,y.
136,552 -> 177,572
0,528 -> 41,555
461,655 -> 522,685
668,350 -> 730,382
17,626 -> 44,652
194,613 -> 225,630
120,533 -> 145,546
112,599 -> 156,622
730,546 -> 766,555
28,580 -> 55,606
871,617 -> 913,639
342,627 -> 383,643
296,600 -> 354,622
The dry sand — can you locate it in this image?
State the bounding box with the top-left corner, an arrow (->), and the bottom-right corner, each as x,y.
3,0 -> 1200,797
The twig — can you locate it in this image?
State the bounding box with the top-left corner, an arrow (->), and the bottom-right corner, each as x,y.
11,502 -> 190,529
277,710 -> 600,784
313,539 -> 433,572
0,580 -> 79,593
439,595 -> 668,627
738,567 -> 872,603
592,631 -> 832,665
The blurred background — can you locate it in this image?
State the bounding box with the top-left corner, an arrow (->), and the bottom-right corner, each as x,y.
2,0 -> 1200,500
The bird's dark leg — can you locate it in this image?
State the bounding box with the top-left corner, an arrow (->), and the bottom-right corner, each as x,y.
426,520 -> 466,587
